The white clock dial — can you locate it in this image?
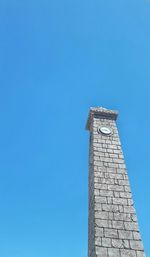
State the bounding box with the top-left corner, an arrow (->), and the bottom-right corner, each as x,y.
98,126 -> 112,135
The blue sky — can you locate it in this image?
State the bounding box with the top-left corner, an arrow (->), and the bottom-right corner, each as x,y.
0,0 -> 150,256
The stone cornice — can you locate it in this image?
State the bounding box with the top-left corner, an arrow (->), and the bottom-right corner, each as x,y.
86,107 -> 118,130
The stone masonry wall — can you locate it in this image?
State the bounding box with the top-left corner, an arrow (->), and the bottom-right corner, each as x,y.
87,108 -> 146,257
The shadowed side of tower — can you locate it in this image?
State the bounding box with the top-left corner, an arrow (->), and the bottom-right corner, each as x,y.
86,107 -> 146,257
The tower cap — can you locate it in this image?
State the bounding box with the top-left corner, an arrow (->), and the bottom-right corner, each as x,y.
86,107 -> 118,130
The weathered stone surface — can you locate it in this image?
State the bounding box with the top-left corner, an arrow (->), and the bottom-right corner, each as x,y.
130,240 -> 144,251
108,248 -> 120,257
112,239 -> 129,249
96,247 -> 107,257
118,230 -> 133,240
102,238 -> 111,247
120,249 -> 136,257
136,251 -> 146,257
86,107 -> 146,257
104,228 -> 118,239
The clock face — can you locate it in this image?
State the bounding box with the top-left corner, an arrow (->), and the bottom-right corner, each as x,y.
98,126 -> 112,135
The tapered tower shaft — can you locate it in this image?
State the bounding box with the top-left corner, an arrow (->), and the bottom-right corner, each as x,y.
86,107 -> 146,257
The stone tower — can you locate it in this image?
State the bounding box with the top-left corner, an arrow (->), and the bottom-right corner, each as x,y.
86,107 -> 146,257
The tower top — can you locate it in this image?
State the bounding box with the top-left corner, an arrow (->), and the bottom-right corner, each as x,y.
86,107 -> 118,130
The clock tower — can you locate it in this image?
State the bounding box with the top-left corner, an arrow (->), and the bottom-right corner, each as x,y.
86,107 -> 146,257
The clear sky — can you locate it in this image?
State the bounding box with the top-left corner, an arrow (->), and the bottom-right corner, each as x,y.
0,0 -> 150,256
